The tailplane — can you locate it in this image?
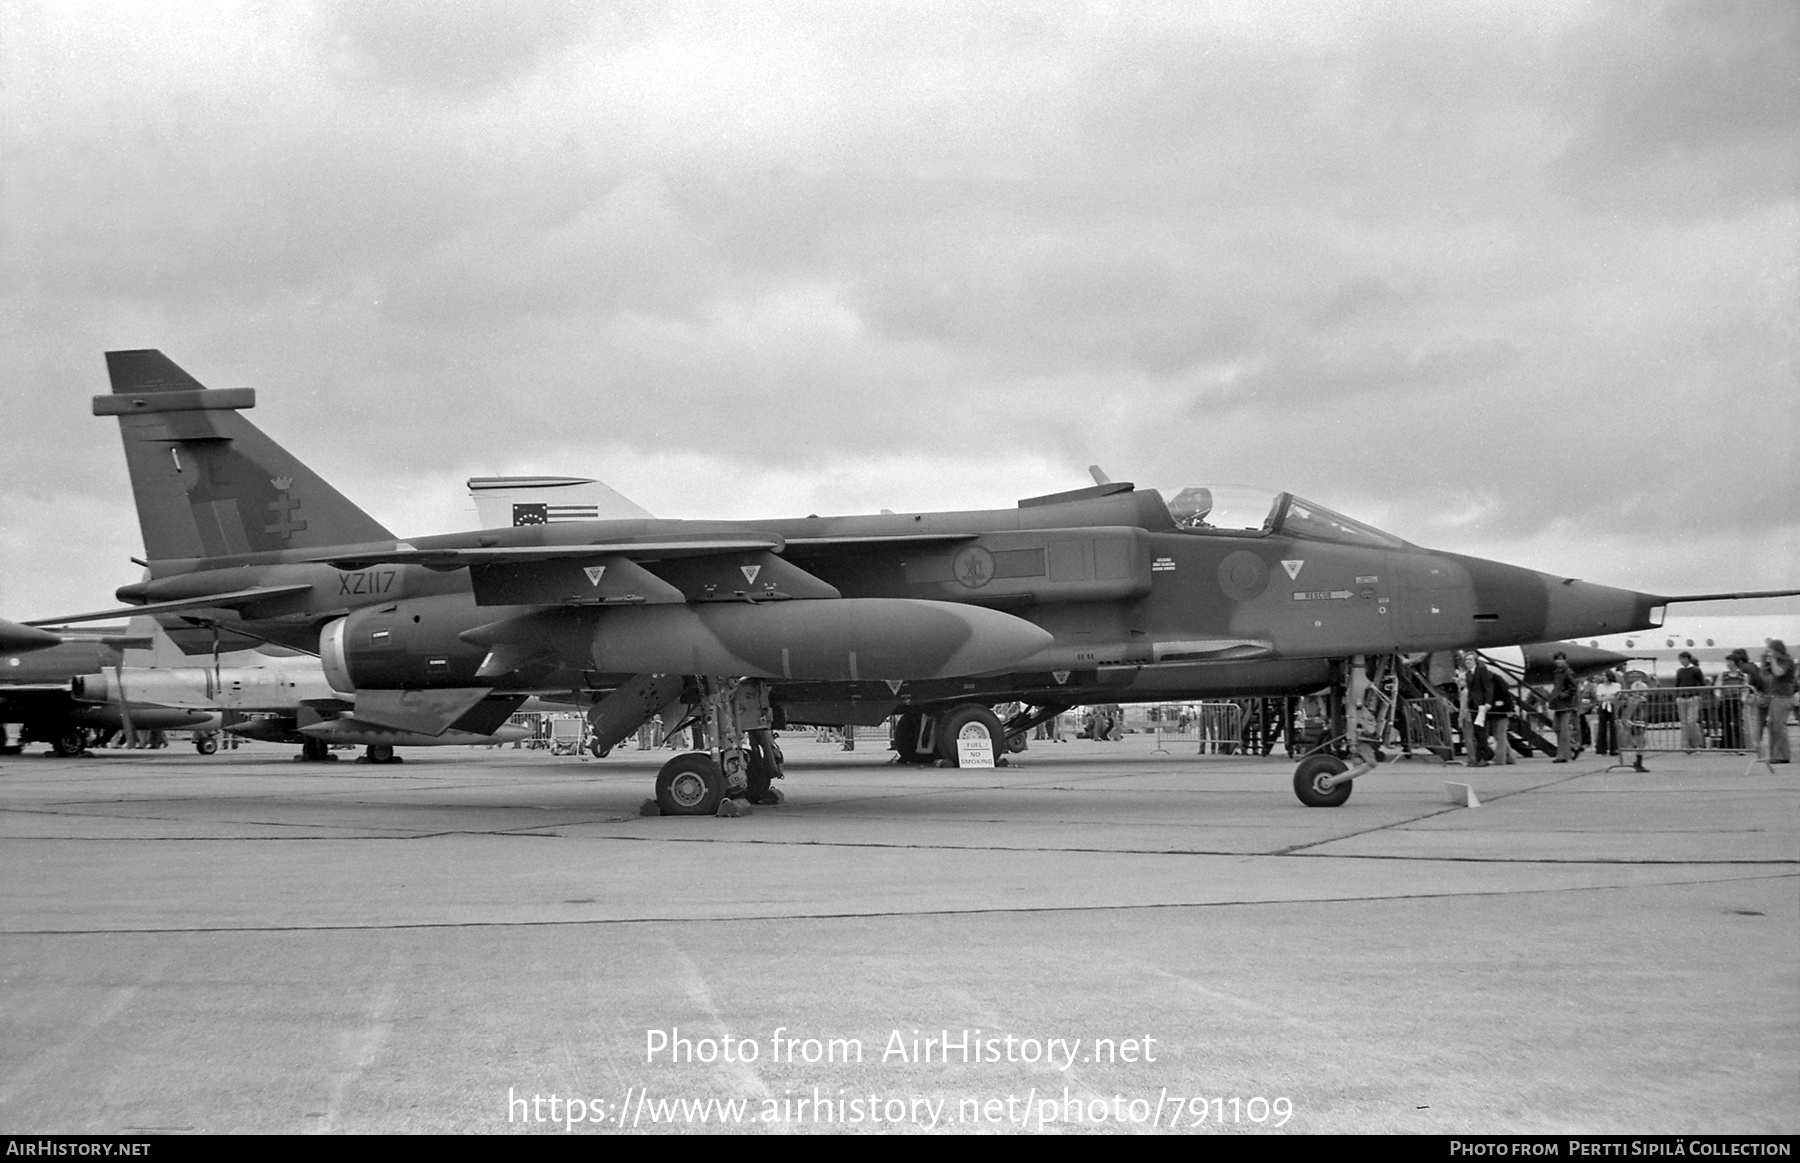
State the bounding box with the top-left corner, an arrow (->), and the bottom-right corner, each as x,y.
98,350 -> 394,561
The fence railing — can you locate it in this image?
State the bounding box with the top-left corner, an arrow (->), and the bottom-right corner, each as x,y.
1598,687 -> 1762,755
1152,702 -> 1249,754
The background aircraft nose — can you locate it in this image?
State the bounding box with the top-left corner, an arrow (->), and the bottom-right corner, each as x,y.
1,618 -> 62,652
1517,640 -> 1639,681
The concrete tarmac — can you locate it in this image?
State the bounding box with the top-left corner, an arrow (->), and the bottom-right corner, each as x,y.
1,734 -> 1794,1135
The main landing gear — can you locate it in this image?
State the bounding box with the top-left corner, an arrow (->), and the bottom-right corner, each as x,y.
651,677 -> 786,815
1290,655 -> 1400,807
889,702 -> 1034,767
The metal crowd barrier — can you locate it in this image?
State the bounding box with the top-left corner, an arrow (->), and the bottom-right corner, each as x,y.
1153,702 -> 1248,755
1601,687 -> 1761,756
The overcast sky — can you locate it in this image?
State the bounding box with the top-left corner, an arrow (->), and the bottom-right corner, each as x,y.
3,0 -> 1795,623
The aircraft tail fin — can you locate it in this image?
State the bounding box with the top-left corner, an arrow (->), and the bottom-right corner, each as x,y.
98,350 -> 394,562
467,475 -> 656,528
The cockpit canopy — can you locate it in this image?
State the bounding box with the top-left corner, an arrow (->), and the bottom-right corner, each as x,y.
1154,485 -> 1404,548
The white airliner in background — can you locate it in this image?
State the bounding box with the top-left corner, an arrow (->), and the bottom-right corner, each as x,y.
1557,614 -> 1796,678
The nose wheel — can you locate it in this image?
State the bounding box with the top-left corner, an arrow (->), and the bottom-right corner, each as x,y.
655,753 -> 727,815
1293,753 -> 1352,807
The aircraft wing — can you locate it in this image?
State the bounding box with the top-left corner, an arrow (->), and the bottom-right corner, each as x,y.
303,538 -> 785,570
308,532 -> 979,570
305,532 -> 976,608
24,584 -> 318,627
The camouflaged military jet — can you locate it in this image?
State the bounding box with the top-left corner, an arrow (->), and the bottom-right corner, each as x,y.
31,351 -> 1795,811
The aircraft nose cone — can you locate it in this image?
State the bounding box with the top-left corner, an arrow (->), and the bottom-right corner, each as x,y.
1446,552 -> 1662,647
1541,580 -> 1659,643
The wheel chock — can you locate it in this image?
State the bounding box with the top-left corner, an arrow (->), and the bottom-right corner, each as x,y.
716,798 -> 751,818
637,799 -> 662,817
1443,781 -> 1481,808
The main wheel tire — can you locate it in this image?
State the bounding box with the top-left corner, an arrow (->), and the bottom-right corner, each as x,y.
936,704 -> 1004,767
367,744 -> 395,764
655,753 -> 726,816
51,729 -> 87,758
195,736 -> 219,755
1005,731 -> 1028,754
1294,753 -> 1352,807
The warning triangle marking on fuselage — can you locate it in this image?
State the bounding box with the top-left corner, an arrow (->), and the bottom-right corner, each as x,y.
1281,560 -> 1304,580
584,566 -> 606,586
740,565 -> 762,584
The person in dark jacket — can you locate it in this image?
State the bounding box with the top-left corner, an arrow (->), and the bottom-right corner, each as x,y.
1459,653 -> 1492,766
1464,653 -> 1513,766
1674,651 -> 1707,750
1550,652 -> 1580,762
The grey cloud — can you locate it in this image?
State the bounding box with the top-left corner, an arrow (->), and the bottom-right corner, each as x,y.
1311,279 -> 1412,329
1549,0 -> 1800,215
319,0 -> 600,97
1199,334 -> 1522,413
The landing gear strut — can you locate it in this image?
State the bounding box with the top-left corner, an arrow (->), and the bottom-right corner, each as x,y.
653,677 -> 782,815
1290,655 -> 1399,807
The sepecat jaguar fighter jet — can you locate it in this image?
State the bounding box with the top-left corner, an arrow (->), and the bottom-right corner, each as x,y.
31,351 -> 1795,810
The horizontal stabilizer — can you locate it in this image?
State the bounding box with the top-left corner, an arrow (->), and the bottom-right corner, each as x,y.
26,584 -> 318,627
